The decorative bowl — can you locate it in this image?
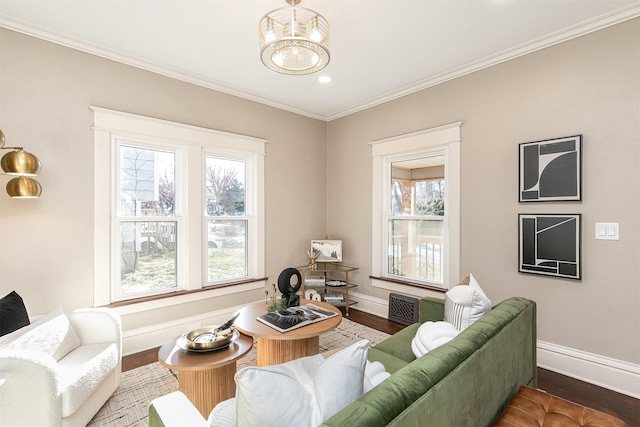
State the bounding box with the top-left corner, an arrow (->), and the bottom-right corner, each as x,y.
184,325 -> 235,350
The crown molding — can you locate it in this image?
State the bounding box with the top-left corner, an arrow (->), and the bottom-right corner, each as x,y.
325,3 -> 640,121
0,15 -> 327,121
2,3 -> 639,122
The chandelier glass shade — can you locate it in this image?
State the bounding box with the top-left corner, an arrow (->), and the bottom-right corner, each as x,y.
259,0 -> 330,75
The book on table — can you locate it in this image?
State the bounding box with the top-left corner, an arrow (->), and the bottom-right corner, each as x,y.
324,293 -> 344,303
256,303 -> 339,333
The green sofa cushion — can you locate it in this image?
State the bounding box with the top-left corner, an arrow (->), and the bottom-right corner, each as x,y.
367,348 -> 409,375
369,323 -> 420,365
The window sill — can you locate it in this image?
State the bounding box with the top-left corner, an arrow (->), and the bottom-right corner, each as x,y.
105,278 -> 267,316
370,275 -> 446,298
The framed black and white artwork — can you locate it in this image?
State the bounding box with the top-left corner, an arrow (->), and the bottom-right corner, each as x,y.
310,240 -> 342,263
518,214 -> 581,280
519,135 -> 582,202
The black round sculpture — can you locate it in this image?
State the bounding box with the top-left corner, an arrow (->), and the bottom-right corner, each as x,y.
277,268 -> 302,308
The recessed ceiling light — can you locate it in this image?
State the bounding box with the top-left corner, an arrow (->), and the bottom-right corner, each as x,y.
318,76 -> 332,83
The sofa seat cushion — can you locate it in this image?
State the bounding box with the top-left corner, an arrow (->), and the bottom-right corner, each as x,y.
371,322 -> 420,364
57,342 -> 119,417
366,347 -> 408,375
0,306 -> 80,361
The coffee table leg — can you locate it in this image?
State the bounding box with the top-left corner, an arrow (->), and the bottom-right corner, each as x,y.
256,336 -> 320,366
178,362 -> 237,417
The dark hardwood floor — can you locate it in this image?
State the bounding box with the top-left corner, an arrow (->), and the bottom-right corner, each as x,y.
123,308 -> 639,426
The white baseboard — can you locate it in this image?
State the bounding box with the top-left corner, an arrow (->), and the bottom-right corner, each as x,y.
121,303 -> 244,356
123,293 -> 640,399
351,292 -> 640,399
348,291 -> 389,318
537,341 -> 640,399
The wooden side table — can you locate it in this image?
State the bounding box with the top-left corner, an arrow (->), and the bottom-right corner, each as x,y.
234,299 -> 342,366
158,332 -> 253,417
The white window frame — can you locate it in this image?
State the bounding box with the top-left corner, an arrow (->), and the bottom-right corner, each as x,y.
371,122 -> 461,293
113,137 -> 185,301
92,107 -> 266,308
203,150 -> 257,286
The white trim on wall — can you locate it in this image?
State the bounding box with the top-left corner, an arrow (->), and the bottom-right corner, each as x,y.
121,302 -> 247,356
124,291 -> 640,399
3,4 -> 638,121
91,107 -> 267,309
370,122 -> 462,289
537,341 -> 640,399
350,294 -> 640,399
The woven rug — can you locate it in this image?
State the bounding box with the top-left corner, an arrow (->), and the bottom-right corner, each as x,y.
87,318 -> 390,427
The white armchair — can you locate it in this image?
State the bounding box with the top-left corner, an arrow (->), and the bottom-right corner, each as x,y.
0,306 -> 122,427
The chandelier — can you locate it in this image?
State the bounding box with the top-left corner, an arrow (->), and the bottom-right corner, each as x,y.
259,0 -> 330,75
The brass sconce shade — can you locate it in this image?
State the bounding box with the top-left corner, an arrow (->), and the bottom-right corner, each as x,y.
0,128 -> 43,197
1,149 -> 42,176
6,176 -> 42,198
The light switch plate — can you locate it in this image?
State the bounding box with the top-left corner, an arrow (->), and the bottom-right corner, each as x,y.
595,223 -> 619,240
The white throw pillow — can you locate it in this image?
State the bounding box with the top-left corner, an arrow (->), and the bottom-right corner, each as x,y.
363,361 -> 390,393
411,321 -> 461,358
0,306 -> 80,361
444,273 -> 491,331
234,339 -> 369,427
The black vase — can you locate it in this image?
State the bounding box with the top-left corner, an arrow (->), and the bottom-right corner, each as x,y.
277,268 -> 302,307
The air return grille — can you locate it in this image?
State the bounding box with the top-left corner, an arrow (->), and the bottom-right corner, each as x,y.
388,293 -> 419,325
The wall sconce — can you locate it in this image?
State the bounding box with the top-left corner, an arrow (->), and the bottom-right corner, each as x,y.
0,129 -> 42,198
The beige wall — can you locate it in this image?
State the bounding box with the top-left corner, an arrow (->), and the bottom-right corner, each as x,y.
1,18 -> 638,369
0,29 -> 327,330
327,18 -> 639,365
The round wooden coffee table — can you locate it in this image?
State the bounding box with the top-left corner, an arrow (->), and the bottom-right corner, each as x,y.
234,299 -> 342,366
158,332 -> 253,417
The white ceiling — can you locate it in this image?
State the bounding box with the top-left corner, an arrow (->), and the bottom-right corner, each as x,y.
1,0 -> 638,121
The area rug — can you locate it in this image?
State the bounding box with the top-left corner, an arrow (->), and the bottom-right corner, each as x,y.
87,318 -> 390,427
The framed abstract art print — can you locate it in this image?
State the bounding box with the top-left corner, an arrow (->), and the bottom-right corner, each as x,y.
518,214 -> 581,280
519,135 -> 582,202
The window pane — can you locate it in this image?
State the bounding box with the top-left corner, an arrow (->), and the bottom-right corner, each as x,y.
120,221 -> 177,296
205,157 -> 245,216
388,219 -> 444,284
208,220 -> 247,282
119,146 -> 175,217
415,180 -> 445,216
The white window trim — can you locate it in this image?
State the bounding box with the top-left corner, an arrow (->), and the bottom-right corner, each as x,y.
112,137 -> 186,301
92,107 -> 267,309
370,122 -> 461,292
202,150 -> 257,286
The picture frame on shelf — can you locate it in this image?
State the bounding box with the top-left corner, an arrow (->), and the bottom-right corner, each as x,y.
518,214 -> 581,280
519,135 -> 582,202
310,240 -> 342,263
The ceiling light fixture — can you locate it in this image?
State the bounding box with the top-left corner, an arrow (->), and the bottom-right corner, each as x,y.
0,129 -> 43,198
259,0 -> 330,75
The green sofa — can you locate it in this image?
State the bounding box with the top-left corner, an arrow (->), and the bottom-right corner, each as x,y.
149,295 -> 536,427
321,296 -> 537,427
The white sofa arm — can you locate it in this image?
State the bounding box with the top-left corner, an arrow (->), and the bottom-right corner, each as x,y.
0,349 -> 62,427
149,391 -> 208,427
68,308 -> 122,357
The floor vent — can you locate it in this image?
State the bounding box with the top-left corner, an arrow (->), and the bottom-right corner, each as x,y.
388,293 -> 419,325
